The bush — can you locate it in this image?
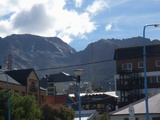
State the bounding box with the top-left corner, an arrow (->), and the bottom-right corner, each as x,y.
41,103 -> 74,120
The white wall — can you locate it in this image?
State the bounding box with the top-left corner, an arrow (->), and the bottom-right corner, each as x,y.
110,114 -> 160,120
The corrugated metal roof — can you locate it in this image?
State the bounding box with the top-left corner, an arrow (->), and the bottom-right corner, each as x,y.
110,93 -> 160,115
69,91 -> 118,98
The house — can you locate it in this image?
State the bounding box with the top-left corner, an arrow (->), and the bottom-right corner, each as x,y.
0,68 -> 46,104
69,92 -> 118,114
46,72 -> 76,95
109,92 -> 160,120
114,44 -> 160,107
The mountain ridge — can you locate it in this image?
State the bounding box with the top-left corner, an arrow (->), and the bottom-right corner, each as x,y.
1,34 -> 160,90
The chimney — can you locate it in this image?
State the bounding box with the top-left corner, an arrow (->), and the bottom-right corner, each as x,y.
7,54 -> 12,70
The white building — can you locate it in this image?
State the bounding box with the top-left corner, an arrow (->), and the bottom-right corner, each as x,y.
109,93 -> 160,120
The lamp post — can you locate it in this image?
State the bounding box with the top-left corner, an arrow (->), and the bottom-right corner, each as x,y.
0,69 -> 11,120
74,69 -> 84,120
143,24 -> 160,120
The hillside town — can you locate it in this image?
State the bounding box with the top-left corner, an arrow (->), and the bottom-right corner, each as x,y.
0,0 -> 160,120
1,42 -> 160,120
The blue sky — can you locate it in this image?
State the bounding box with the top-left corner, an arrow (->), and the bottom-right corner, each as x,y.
0,0 -> 160,51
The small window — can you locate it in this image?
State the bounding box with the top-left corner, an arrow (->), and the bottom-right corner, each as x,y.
150,76 -> 157,83
122,63 -> 132,70
138,61 -> 144,68
31,82 -> 35,88
49,83 -> 54,87
156,60 -> 160,67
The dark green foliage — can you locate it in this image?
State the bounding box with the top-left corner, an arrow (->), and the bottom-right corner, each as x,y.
0,90 -> 42,120
41,103 -> 74,120
101,112 -> 109,120
0,90 -> 8,119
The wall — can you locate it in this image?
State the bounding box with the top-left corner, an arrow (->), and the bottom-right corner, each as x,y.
45,95 -> 66,105
0,81 -> 26,95
116,56 -> 160,73
27,71 -> 40,103
110,114 -> 160,120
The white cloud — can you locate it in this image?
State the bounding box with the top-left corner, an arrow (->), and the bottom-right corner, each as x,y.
109,0 -> 130,8
75,0 -> 83,8
0,0 -> 97,43
86,0 -> 109,15
105,24 -> 112,31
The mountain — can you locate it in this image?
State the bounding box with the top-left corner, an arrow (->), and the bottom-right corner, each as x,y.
0,34 -> 160,90
0,34 -> 76,69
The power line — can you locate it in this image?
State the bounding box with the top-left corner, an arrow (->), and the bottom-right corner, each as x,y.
35,59 -> 114,72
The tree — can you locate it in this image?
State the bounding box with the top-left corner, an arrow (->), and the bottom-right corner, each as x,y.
0,90 -> 8,119
41,103 -> 74,120
100,112 -> 109,120
0,90 -> 42,120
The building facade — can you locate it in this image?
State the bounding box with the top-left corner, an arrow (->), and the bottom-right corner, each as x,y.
114,44 -> 160,107
0,68 -> 46,105
46,72 -> 76,95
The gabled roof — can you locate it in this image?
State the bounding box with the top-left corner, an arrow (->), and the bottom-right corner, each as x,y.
6,68 -> 35,85
0,71 -> 20,85
48,72 -> 76,83
114,44 -> 160,60
109,93 -> 160,115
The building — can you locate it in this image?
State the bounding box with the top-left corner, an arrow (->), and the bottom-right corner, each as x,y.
45,95 -> 77,109
0,68 -> 46,104
46,72 -> 76,95
69,92 -> 118,114
109,93 -> 160,120
114,44 -> 160,107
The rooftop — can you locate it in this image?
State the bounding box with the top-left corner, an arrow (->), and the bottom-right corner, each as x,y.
6,68 -> 35,85
114,44 -> 160,60
110,92 -> 160,115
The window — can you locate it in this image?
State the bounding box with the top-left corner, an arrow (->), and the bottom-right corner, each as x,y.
150,76 -> 157,83
138,61 -> 144,68
156,60 -> 160,67
48,83 -> 54,87
122,63 -> 132,70
31,82 -> 35,88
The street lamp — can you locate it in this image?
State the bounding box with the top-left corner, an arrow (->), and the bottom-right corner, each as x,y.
0,69 -> 11,120
143,24 -> 160,120
74,69 -> 84,120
